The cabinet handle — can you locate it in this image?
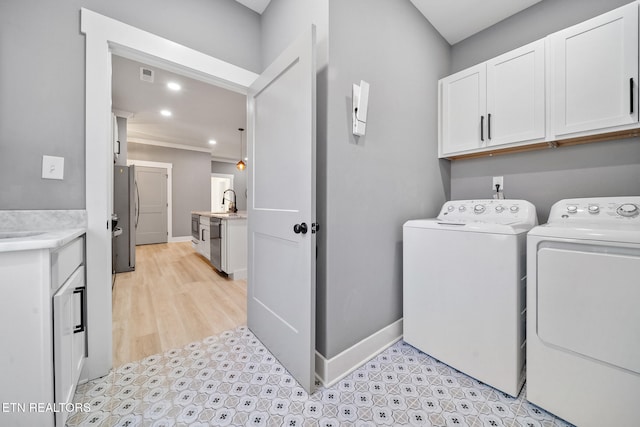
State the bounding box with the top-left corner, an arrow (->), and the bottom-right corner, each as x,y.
480,116 -> 485,142
631,78 -> 634,115
73,287 -> 86,334
488,113 -> 492,140
201,229 -> 205,241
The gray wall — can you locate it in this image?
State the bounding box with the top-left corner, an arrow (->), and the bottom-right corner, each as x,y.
320,0 -> 450,358
0,0 -> 261,210
128,143 -> 212,237
211,161 -> 248,211
450,0 -> 640,223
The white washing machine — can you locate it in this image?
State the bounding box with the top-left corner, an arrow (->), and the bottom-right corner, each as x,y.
527,197 -> 640,427
403,199 -> 538,397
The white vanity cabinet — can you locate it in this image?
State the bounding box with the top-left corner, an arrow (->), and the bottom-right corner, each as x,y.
440,39 -> 545,157
549,2 -> 638,137
0,234 -> 86,427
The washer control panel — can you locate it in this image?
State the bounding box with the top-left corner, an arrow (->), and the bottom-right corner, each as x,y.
438,199 -> 537,225
548,197 -> 640,223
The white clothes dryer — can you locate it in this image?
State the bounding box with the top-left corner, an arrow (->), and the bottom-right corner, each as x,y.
527,197 -> 640,427
403,199 -> 538,397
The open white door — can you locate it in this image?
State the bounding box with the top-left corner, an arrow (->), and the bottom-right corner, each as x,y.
247,26 -> 316,393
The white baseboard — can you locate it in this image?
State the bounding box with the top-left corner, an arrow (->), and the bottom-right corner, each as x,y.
315,318 -> 403,388
169,236 -> 193,243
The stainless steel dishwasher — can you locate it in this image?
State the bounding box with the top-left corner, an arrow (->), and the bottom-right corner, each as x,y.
209,217 -> 222,271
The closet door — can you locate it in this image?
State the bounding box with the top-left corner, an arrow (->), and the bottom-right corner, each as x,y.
486,39 -> 545,147
550,2 -> 638,137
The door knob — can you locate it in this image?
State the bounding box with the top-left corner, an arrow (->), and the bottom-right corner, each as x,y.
293,222 -> 308,234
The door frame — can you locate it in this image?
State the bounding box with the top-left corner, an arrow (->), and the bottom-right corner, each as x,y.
81,8 -> 258,379
127,160 -> 174,241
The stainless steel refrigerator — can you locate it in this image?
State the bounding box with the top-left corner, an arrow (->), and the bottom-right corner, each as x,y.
113,165 -> 137,272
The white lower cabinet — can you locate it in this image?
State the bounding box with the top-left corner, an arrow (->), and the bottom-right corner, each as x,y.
220,218 -> 247,280
0,235 -> 86,427
199,216 -> 211,260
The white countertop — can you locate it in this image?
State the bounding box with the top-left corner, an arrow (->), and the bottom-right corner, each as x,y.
192,211 -> 247,220
0,228 -> 86,253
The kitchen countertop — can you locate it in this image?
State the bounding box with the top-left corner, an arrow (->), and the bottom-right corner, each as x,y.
0,228 -> 86,253
192,211 -> 248,220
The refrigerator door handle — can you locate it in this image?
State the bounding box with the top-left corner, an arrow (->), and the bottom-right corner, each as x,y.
135,180 -> 140,228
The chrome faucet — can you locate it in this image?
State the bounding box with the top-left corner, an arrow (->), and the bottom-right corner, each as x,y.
222,189 -> 237,213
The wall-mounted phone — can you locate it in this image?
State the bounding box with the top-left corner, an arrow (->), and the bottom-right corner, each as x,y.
352,80 -> 370,136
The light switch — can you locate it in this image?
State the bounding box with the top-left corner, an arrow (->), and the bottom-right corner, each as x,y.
42,155 -> 64,180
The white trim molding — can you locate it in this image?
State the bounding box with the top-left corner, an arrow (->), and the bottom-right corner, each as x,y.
81,8 -> 257,381
315,319 -> 403,388
129,138 -> 214,154
169,236 -> 193,243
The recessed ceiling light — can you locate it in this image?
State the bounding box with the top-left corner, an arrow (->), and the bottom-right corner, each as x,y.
209,140 -> 217,145
160,109 -> 172,117
167,82 -> 181,91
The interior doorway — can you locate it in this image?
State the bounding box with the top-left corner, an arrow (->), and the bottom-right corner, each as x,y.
82,8 -> 257,380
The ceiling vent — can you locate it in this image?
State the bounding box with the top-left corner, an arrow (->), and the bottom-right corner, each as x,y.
139,67 -> 154,83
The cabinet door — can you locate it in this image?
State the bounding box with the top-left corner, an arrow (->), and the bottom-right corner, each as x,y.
487,40 -> 545,146
551,2 -> 638,136
202,225 -> 211,260
440,63 -> 487,156
53,266 -> 85,427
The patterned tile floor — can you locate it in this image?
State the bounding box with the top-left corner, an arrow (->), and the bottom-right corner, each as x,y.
68,326 -> 574,427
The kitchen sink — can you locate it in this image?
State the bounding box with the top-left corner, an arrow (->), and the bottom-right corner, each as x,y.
0,231 -> 46,239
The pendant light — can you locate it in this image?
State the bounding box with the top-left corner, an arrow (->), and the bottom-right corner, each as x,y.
236,127 -> 246,171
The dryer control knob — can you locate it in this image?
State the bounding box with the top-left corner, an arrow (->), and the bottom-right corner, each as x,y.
617,203 -> 639,217
447,205 -> 455,212
495,205 -> 505,213
566,205 -> 578,214
588,205 -> 600,214
474,204 -> 485,214
458,206 -> 466,212
509,205 -> 519,213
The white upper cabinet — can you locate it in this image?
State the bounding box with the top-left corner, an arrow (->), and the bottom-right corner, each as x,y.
550,2 -> 639,137
486,40 -> 546,147
439,40 -> 545,157
440,63 -> 487,155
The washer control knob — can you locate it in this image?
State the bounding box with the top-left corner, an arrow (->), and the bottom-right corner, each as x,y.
495,205 -> 505,213
447,205 -> 455,212
588,205 -> 600,214
566,205 -> 578,214
509,205 -> 519,213
617,203 -> 639,217
458,206 -> 466,212
474,204 -> 485,214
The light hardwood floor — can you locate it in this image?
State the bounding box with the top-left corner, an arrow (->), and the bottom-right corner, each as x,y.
112,241 -> 247,367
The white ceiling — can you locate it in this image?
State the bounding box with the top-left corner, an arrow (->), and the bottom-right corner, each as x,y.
233,0 -> 272,14
409,0 -> 543,45
111,55 -> 247,161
